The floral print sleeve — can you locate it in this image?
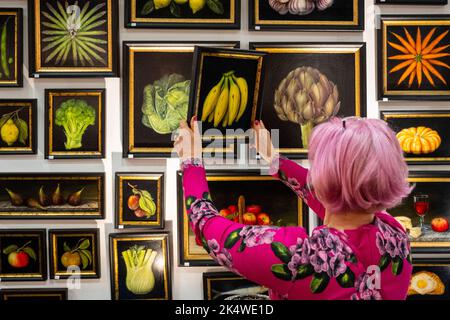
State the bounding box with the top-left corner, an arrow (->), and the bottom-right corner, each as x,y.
269,155 -> 326,220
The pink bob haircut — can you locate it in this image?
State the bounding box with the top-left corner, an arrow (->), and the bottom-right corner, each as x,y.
307,117 -> 412,214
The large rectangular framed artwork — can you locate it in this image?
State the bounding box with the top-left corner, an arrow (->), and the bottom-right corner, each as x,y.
0,8 -> 22,87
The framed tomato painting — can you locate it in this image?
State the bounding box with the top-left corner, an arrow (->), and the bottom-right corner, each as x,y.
378,15 -> 450,100
0,8 -> 22,87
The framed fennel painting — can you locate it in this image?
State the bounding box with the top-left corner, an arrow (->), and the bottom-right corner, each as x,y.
0,8 -> 22,87
28,0 -> 119,77
250,42 -> 366,158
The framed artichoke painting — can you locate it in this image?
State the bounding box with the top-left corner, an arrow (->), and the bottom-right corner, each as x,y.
250,42 -> 366,158
376,0 -> 448,4
0,99 -> 37,155
45,89 -> 105,159
0,173 -> 104,220
0,8 -> 22,87
28,0 -> 119,77
49,229 -> 100,279
0,229 -> 47,282
123,41 -> 239,158
109,233 -> 172,300
177,170 -> 309,266
407,265 -> 450,300
125,0 -> 240,29
115,173 -> 165,229
381,110 -> 450,165
386,171 -> 450,256
249,0 -> 364,31
0,288 -> 68,300
203,272 -> 269,300
378,15 -> 450,100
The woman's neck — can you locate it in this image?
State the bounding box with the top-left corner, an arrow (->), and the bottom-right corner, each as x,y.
324,210 -> 375,231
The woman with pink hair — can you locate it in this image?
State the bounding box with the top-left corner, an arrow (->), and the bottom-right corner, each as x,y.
174,116 -> 413,300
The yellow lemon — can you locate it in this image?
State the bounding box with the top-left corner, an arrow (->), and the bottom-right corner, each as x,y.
174,0 -> 188,4
1,119 -> 19,146
189,0 -> 206,14
154,0 -> 172,10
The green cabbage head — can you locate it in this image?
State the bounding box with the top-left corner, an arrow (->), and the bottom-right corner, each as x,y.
141,73 -> 191,135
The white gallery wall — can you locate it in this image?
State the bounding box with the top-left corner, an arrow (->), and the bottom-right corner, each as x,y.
0,0 -> 449,300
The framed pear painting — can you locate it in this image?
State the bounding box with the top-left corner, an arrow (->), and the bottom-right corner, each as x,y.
0,8 -> 22,87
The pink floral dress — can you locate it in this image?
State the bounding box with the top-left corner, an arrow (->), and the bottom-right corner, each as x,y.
181,156 -> 413,300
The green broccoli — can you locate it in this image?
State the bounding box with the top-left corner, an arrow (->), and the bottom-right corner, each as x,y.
55,99 -> 96,150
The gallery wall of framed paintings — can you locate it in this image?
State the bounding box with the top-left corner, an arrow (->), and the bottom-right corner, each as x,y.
0,0 -> 450,301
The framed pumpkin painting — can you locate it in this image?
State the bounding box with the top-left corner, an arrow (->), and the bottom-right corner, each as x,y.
0,8 -> 22,87
125,0 -> 240,29
249,0 -> 364,31
28,0 -> 119,77
250,42 -> 366,158
378,15 -> 450,100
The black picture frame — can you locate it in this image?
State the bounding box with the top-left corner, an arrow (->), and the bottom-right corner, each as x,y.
0,99 -> 37,155
49,228 -> 101,279
109,232 -> 172,300
381,110 -> 450,165
125,0 -> 241,29
250,42 -> 367,159
0,173 -> 104,220
376,0 -> 448,4
45,89 -> 106,159
28,0 -> 119,78
407,264 -> 450,300
377,15 -> 450,101
203,271 -> 269,300
188,46 -> 266,141
122,41 -> 240,158
177,170 -> 310,267
0,229 -> 47,282
0,8 -> 22,87
249,0 -> 364,31
0,288 -> 68,300
115,172 -> 165,229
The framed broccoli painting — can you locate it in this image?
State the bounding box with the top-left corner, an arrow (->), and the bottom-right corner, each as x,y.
0,288 -> 68,300
109,232 -> 172,300
0,99 -> 37,155
123,41 -> 239,158
177,170 -> 309,266
203,272 -> 269,300
407,265 -> 450,300
115,173 -> 165,229
125,0 -> 240,29
45,89 -> 105,159
250,42 -> 366,158
381,110 -> 450,165
378,15 -> 450,100
376,0 -> 448,4
249,0 -> 364,31
28,0 -> 119,77
0,173 -> 104,220
49,229 -> 100,279
0,229 -> 47,282
0,8 -> 22,87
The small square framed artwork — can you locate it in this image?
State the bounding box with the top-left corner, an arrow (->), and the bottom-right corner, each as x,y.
49,229 -> 101,279
0,8 -> 22,87
45,89 -> 105,159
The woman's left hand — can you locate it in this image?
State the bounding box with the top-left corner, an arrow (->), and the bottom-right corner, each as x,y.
173,116 -> 203,160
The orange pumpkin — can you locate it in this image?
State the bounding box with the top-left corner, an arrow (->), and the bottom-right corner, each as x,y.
396,127 -> 441,155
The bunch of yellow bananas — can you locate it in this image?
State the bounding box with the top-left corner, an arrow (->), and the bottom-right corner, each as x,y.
201,71 -> 249,128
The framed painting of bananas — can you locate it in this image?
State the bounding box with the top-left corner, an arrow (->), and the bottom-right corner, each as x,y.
189,46 -> 265,141
115,173 -> 165,229
0,173 -> 104,220
381,110 -> 450,164
177,170 -> 309,266
250,42 -> 366,158
0,8 -> 22,87
123,41 -> 239,158
109,232 -> 172,300
249,0 -> 364,31
386,171 -> 450,256
0,99 -> 37,155
407,265 -> 450,300
378,15 -> 450,100
28,0 -> 119,77
125,0 -> 240,29
45,89 -> 105,159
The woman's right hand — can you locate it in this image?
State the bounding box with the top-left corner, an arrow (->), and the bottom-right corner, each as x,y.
253,120 -> 277,163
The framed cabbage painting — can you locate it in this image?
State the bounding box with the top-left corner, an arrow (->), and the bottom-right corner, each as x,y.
378,15 -> 450,100
125,0 -> 240,29
28,0 -> 119,77
249,0 -> 364,31
0,8 -> 22,87
250,42 -> 366,158
122,41 -> 239,158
